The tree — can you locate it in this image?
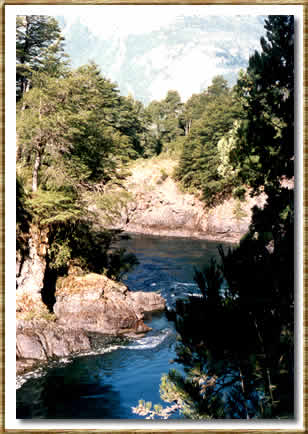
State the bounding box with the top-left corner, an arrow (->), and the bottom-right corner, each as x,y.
16,15 -> 66,100
146,90 -> 184,155
116,95 -> 147,157
175,77 -> 241,205
231,15 -> 294,194
17,62 -> 146,194
145,231 -> 293,420
207,75 -> 229,97
182,91 -> 209,136
17,71 -> 71,192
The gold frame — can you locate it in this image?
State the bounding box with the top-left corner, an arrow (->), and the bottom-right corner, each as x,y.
1,1 -> 305,432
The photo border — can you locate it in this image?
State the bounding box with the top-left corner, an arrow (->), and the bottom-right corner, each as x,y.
1,0 -> 306,432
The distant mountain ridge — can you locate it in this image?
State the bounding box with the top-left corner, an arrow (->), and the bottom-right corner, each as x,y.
59,14 -> 266,104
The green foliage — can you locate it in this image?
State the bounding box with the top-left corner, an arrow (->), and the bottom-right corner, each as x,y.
232,199 -> 248,221
146,90 -> 184,155
17,62 -> 147,194
161,136 -> 185,157
217,120 -> 240,182
157,225 -> 293,419
175,15 -> 293,208
175,76 -> 241,206
132,393 -> 181,420
106,248 -> 139,281
16,177 -> 31,253
193,258 -> 223,303
158,20 -> 294,419
232,186 -> 246,201
48,239 -> 71,271
231,16 -> 294,194
26,189 -> 84,225
156,168 -> 169,185
93,190 -> 133,225
16,49 -> 145,286
46,221 -> 138,280
16,15 -> 67,100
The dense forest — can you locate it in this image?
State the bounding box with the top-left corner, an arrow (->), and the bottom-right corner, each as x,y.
16,15 -> 294,419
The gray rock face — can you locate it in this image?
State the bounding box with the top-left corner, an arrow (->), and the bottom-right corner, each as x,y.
54,273 -> 165,335
124,190 -> 268,241
16,320 -> 91,364
103,160 -> 267,242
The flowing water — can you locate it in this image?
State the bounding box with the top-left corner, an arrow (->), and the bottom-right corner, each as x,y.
16,233 -> 233,419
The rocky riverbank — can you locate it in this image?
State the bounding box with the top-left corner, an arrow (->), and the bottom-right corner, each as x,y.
102,158 -> 267,243
16,271 -> 165,376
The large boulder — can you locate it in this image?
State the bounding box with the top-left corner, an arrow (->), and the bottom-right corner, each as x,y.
53,273 -> 165,335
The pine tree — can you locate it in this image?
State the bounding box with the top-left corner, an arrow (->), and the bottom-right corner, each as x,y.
232,15 -> 294,193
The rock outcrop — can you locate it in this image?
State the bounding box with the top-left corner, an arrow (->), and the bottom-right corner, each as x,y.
17,272 -> 165,375
16,319 -> 91,361
16,225 -> 49,313
54,273 -> 165,335
16,319 -> 91,375
102,159 -> 267,242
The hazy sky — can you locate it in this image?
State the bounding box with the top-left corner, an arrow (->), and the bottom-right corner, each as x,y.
9,4 -> 302,104
53,6 -> 268,103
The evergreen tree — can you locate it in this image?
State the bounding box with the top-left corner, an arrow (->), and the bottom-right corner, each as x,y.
175,76 -> 240,205
17,62 -> 146,194
16,15 -> 66,100
182,91 -> 209,136
231,15 -> 294,193
146,90 -> 184,155
157,236 -> 294,419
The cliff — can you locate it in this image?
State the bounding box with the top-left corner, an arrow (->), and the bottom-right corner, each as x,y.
103,158 -> 267,242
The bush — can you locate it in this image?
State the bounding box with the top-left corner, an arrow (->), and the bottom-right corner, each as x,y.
156,168 -> 169,184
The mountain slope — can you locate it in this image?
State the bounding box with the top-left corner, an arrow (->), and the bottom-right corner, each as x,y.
60,14 -> 265,104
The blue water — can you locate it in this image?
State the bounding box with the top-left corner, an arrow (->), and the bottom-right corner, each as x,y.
16,233 -> 232,419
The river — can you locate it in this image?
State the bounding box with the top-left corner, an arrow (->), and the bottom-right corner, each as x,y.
16,233 -> 233,419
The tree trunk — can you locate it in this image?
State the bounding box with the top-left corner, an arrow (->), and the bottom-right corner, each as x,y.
32,93 -> 44,192
21,79 -> 31,111
21,78 -> 30,96
16,133 -> 22,162
19,16 -> 31,100
185,119 -> 192,136
239,367 -> 250,419
32,150 -> 41,192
